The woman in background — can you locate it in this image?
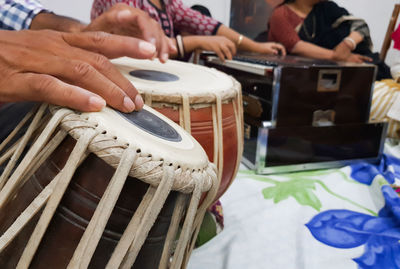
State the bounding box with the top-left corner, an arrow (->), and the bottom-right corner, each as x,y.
268,0 -> 391,79
91,0 -> 286,61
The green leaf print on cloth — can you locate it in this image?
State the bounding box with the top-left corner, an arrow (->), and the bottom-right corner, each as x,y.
239,169 -> 377,216
262,178 -> 322,211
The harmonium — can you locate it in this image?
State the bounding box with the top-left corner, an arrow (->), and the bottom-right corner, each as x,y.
201,52 -> 388,174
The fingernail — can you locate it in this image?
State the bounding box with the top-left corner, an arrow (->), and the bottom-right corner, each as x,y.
139,41 -> 156,54
149,38 -> 156,45
89,96 -> 106,110
135,94 -> 144,110
161,53 -> 169,62
124,96 -> 135,112
117,10 -> 132,21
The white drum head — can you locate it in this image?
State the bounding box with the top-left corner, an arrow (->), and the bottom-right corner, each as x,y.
112,57 -> 238,103
55,105 -> 210,173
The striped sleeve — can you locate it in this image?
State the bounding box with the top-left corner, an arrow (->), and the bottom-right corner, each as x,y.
0,0 -> 47,30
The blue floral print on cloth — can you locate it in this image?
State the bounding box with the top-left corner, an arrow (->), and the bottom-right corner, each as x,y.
306,154 -> 400,269
350,154 -> 400,185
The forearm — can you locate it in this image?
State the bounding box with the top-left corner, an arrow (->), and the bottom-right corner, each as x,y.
30,12 -> 85,32
342,31 -> 364,50
173,35 -> 222,57
348,31 -> 363,43
350,19 -> 370,41
167,36 -> 196,59
291,41 -> 334,60
216,24 -> 258,51
180,36 -> 203,54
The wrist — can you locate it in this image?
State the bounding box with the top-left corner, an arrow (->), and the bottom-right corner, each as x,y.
176,35 -> 185,58
343,37 -> 356,51
67,23 -> 86,33
31,12 -> 85,32
329,50 -> 336,60
236,34 -> 244,48
349,31 -> 364,43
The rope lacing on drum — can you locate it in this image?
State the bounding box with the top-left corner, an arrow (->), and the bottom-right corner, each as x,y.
0,105 -> 72,208
16,127 -> 98,269
213,93 -> 224,184
68,147 -> 138,269
53,108 -> 214,194
0,104 -> 219,269
181,93 -> 191,133
231,78 -> 244,192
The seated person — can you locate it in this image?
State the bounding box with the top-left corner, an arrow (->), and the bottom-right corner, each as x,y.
91,0 -> 286,61
268,0 -> 391,80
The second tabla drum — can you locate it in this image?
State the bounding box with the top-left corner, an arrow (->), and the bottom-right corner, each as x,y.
113,58 -> 243,201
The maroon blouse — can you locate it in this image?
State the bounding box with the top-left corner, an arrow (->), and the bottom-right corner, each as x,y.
268,5 -> 304,52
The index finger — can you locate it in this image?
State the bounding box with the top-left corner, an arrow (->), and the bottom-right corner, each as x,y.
227,39 -> 237,56
278,45 -> 286,56
62,31 -> 156,59
131,14 -> 172,63
362,56 -> 373,62
273,43 -> 286,56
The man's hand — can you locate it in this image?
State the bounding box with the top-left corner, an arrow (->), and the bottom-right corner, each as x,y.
84,3 -> 176,63
0,30 -> 157,112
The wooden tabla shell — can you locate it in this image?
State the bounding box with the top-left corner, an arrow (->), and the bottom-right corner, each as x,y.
0,104 -> 217,269
113,57 -> 244,201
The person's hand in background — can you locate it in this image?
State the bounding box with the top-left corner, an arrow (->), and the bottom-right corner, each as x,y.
84,3 -> 176,63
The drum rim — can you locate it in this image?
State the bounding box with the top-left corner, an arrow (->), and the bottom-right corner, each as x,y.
50,106 -> 217,193
112,57 -> 241,104
139,78 -> 240,105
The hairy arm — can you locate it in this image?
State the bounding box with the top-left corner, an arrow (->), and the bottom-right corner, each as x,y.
1,1 -> 175,62
30,12 -> 85,32
0,30 -> 158,112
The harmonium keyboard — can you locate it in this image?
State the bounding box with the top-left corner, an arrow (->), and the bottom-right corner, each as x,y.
201,52 -> 387,174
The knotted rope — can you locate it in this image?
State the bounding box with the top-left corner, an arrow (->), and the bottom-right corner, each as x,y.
0,105 -> 218,269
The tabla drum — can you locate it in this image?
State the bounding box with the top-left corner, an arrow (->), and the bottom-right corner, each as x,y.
113,57 -> 243,201
0,104 -> 217,269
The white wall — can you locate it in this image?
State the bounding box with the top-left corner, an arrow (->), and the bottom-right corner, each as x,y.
39,0 -> 399,66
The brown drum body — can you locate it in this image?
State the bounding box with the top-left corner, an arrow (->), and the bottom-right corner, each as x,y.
113,57 -> 243,203
0,136 -> 176,268
156,103 -> 239,201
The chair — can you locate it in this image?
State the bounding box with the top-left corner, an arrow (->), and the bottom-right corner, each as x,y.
380,4 -> 400,61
